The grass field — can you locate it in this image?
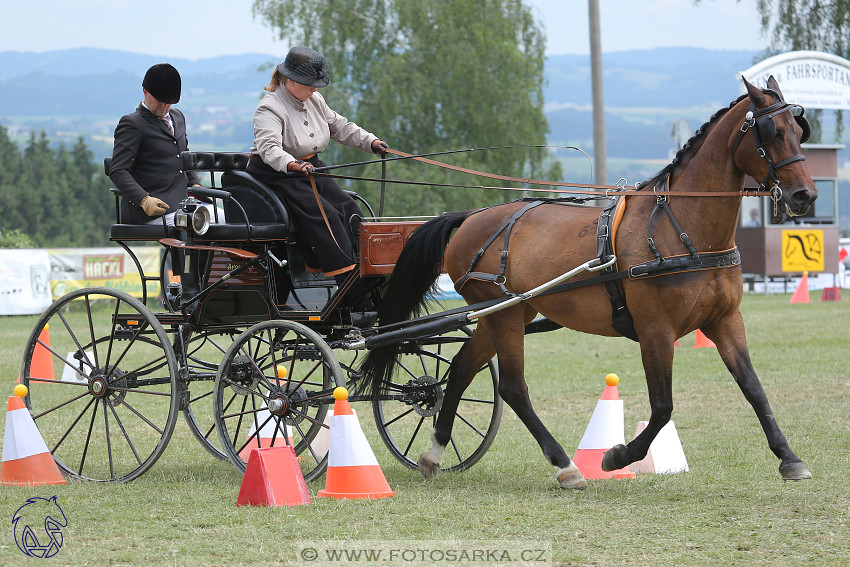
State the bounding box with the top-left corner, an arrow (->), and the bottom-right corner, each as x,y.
0,293 -> 848,566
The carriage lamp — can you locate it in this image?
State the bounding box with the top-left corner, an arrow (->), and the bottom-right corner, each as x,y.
174,197 -> 211,236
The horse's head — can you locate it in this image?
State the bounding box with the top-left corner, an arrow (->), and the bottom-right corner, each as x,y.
731,76 -> 817,222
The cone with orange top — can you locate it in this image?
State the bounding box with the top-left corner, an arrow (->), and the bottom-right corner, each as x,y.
238,366 -> 294,461
1,385 -> 66,486
17,324 -> 55,384
317,387 -> 395,499
789,271 -> 810,304
693,329 -> 716,349
571,374 -> 635,480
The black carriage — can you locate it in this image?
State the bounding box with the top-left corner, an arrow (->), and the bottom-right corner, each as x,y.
19,152 -> 503,482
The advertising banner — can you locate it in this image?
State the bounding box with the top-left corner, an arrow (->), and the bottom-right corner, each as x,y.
48,247 -> 161,300
0,249 -> 53,315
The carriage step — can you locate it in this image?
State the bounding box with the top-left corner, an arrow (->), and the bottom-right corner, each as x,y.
158,238 -> 257,259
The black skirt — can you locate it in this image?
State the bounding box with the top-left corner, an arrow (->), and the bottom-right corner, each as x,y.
247,155 -> 362,275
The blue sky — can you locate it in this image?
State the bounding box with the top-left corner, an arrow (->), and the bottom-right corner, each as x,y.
1,0 -> 765,59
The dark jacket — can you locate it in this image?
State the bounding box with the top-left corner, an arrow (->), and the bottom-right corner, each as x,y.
109,104 -> 200,224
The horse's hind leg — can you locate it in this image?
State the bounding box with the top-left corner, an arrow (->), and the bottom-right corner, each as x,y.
703,317 -> 811,480
481,309 -> 586,489
418,327 -> 497,477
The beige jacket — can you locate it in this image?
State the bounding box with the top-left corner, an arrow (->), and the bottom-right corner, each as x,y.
251,87 -> 377,172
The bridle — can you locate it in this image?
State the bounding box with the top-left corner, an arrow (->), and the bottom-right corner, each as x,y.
730,89 -> 811,213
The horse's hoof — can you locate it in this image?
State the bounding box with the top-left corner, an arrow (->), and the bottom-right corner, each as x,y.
601,444 -> 628,472
779,461 -> 812,480
418,454 -> 441,478
556,463 -> 587,490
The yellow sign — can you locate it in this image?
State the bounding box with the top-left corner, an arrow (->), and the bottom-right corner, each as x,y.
781,229 -> 824,272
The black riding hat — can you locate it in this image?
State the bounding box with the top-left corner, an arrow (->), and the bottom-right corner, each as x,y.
142,63 -> 181,104
277,46 -> 330,88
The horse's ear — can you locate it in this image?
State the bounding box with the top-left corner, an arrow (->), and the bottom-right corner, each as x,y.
743,76 -> 767,106
766,75 -> 785,99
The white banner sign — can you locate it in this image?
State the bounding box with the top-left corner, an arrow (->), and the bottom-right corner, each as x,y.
739,51 -> 850,110
0,249 -> 52,315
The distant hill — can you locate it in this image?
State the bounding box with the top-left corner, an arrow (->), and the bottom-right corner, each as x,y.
0,46 -> 831,161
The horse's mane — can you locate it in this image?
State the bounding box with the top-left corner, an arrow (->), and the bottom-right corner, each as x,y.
640,93 -> 749,189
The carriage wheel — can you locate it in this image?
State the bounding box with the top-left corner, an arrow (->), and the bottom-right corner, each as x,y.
213,320 -> 343,482
371,329 -> 502,472
21,288 -> 179,482
181,329 -> 241,460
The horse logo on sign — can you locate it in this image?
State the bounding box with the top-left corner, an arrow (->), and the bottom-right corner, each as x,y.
12,496 -> 67,558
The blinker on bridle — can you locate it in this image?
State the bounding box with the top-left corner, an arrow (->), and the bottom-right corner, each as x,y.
731,88 -> 811,215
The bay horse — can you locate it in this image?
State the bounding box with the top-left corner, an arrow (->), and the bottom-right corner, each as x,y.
361,76 -> 815,488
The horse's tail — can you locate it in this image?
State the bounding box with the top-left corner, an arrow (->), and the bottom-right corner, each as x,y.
357,210 -> 472,394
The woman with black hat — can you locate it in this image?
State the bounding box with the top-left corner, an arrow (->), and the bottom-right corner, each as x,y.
247,46 -> 390,281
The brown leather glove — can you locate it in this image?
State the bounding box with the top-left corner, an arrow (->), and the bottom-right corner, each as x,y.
140,195 -> 169,216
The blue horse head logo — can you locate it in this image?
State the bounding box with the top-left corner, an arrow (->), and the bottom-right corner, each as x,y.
12,496 -> 67,558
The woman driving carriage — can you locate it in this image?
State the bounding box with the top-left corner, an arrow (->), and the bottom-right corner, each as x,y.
247,46 -> 390,283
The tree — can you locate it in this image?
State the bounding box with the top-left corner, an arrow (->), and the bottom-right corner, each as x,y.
737,0 -> 850,140
252,0 -> 560,215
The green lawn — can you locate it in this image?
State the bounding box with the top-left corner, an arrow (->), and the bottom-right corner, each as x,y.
0,293 -> 847,566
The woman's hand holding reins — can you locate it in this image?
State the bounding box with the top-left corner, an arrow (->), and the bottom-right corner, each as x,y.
288,160 -> 315,175
372,139 -> 389,156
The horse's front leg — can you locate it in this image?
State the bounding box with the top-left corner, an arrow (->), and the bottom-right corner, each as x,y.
602,335 -> 674,472
703,316 -> 811,480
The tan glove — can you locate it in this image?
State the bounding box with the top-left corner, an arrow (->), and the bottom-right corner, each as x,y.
140,195 -> 169,216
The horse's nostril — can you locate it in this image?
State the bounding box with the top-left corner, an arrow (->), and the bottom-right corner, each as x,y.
792,189 -> 812,206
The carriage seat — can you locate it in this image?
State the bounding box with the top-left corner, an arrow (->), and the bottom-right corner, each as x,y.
180,152 -> 292,242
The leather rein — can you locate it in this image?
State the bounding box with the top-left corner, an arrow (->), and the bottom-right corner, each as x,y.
311,147 -> 775,198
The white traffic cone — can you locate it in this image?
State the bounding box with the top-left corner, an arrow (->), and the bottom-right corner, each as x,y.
629,420 -> 689,474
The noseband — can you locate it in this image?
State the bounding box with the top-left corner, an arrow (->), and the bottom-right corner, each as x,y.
731,89 -> 811,213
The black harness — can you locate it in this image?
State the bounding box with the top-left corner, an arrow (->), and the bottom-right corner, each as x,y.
455,183 -> 741,342
730,89 -> 810,218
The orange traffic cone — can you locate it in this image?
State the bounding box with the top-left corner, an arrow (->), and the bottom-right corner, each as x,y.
572,374 -> 635,480
1,385 -> 66,486
17,325 -> 55,384
236,446 -> 310,507
318,387 -> 395,499
789,271 -> 810,304
693,329 -> 716,349
628,420 -> 689,475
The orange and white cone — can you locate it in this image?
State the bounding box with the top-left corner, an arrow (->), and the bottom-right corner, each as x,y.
628,420 -> 689,474
1,385 -> 66,486
318,387 -> 395,499
790,271 -> 810,304
693,329 -> 716,349
17,325 -> 55,384
572,374 -> 635,480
